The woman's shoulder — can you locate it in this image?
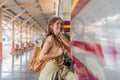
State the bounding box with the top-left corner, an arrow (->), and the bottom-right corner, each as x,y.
46,35 -> 54,43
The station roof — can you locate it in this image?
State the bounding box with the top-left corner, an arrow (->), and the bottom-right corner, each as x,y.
1,0 -> 56,32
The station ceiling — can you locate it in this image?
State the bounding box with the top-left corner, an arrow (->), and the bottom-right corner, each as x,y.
0,0 -> 56,32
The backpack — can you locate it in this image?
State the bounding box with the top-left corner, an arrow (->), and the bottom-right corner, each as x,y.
30,33 -> 47,72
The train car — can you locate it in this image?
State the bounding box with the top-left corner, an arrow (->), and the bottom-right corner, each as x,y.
71,0 -> 120,80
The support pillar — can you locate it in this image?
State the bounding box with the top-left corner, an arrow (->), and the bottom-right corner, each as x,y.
57,0 -> 71,20
0,8 -> 2,58
33,29 -> 34,37
20,26 -> 23,49
62,0 -> 71,21
11,20 -> 15,54
58,0 -> 63,18
30,28 -> 31,42
33,30 -> 35,37
26,24 -> 28,47
29,28 -> 32,47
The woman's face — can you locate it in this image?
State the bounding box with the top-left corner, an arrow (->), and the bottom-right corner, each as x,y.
52,19 -> 64,36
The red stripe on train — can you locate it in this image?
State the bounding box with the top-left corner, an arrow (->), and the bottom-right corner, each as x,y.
71,0 -> 90,20
71,40 -> 104,57
72,56 -> 98,80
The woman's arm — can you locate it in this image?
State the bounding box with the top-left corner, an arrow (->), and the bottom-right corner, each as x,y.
39,40 -> 63,61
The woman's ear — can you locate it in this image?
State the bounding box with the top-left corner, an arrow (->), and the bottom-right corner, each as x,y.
50,25 -> 53,29
50,25 -> 53,32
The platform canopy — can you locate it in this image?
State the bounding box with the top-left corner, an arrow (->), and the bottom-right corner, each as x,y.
0,0 -> 56,32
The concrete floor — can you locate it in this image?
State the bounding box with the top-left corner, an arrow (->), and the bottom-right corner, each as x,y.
0,45 -> 120,80
0,48 -> 39,80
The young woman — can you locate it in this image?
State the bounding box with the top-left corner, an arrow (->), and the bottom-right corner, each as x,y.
38,17 -> 77,80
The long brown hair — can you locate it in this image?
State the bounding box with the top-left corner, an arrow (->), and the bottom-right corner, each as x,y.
46,17 -> 64,47
46,17 -> 64,37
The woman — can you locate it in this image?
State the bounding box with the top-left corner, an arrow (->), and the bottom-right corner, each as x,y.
39,17 -> 77,80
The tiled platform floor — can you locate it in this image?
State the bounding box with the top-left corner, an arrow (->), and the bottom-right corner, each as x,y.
0,48 -> 39,80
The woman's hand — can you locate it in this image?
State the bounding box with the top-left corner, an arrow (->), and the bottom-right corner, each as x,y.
58,47 -> 64,56
58,34 -> 70,51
